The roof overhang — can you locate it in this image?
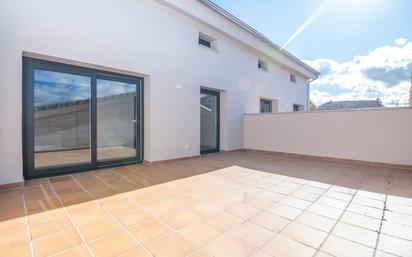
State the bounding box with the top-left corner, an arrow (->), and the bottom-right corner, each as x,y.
154,0 -> 320,80
197,0 -> 320,78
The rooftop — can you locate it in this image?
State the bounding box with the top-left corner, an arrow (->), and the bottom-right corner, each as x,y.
318,99 -> 385,111
1,151 -> 411,257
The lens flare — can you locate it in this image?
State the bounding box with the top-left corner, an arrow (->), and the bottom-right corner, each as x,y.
281,0 -> 336,50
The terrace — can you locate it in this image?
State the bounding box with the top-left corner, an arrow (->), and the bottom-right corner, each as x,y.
1,146 -> 412,257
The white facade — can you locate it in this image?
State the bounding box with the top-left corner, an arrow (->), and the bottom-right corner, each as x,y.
0,0 -> 318,184
244,108 -> 412,167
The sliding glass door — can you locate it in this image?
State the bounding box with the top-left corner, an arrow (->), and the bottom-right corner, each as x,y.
23,58 -> 143,179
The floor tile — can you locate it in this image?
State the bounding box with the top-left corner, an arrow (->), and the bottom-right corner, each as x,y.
0,243 -> 32,257
33,229 -> 83,257
143,200 -> 178,216
346,202 -> 383,219
230,222 -> 275,247
291,190 -> 321,202
250,211 -> 290,232
280,196 -> 312,210
0,226 -> 29,249
52,245 -> 92,257
147,232 -> 195,257
187,202 -> 221,218
205,233 -> 257,257
205,211 -> 243,231
340,211 -> 381,231
114,208 -> 152,227
129,218 -> 171,244
160,209 -> 200,229
377,234 -> 412,257
314,251 -> 334,257
262,234 -> 316,257
381,221 -> 412,241
88,230 -> 139,257
332,222 -> 378,247
295,212 -> 336,232
321,235 -> 374,257
179,221 -> 221,246
70,207 -> 110,226
224,203 -> 260,219
78,217 -> 123,241
120,246 -> 153,257
30,215 -> 74,239
316,196 -> 349,210
103,199 -> 139,214
267,203 -> 303,220
251,250 -> 273,257
307,203 -> 343,220
281,222 -> 328,248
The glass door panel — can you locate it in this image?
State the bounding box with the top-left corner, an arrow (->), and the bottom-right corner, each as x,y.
96,78 -> 137,162
200,89 -> 220,154
34,69 -> 91,168
24,58 -> 143,179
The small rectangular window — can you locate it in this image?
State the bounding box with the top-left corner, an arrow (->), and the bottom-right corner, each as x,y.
260,99 -> 272,113
290,74 -> 297,83
198,32 -> 216,50
199,37 -> 211,48
293,104 -> 304,112
258,60 -> 268,71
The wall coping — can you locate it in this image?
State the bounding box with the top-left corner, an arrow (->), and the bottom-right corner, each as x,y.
244,107 -> 412,116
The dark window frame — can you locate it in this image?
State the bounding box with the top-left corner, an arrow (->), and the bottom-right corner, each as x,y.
260,99 -> 272,113
290,74 -> 297,83
258,60 -> 268,71
22,57 -> 144,179
293,104 -> 303,112
200,88 -> 220,155
198,37 -> 211,48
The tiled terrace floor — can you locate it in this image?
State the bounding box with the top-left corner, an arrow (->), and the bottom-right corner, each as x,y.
1,151 -> 412,257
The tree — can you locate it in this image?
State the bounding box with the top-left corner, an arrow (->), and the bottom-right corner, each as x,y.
310,101 -> 317,111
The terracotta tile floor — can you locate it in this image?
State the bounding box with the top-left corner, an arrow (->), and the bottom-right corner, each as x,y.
1,150 -> 412,257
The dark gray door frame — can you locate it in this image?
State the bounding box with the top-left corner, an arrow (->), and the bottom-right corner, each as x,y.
200,88 -> 220,154
22,57 -> 144,179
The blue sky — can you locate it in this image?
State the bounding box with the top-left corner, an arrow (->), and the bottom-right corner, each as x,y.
213,0 -> 412,106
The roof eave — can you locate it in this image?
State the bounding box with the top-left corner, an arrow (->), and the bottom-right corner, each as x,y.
197,0 -> 321,77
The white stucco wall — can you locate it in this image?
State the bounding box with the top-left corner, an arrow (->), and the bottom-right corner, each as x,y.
0,0 -> 315,184
244,108 -> 412,166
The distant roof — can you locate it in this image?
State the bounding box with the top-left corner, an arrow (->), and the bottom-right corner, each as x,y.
196,0 -> 320,77
318,99 -> 385,111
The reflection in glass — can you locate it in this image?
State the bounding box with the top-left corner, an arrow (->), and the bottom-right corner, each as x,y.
34,69 -> 91,168
200,90 -> 219,153
97,79 -> 137,161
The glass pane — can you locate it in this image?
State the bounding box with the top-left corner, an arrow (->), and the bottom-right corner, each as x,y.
200,91 -> 218,152
260,100 -> 272,113
34,69 -> 91,168
97,79 -> 137,161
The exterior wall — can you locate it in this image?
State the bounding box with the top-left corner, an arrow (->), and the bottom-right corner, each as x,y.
244,108 -> 412,166
0,0 -> 313,184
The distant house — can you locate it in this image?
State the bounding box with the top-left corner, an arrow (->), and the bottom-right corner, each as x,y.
318,98 -> 385,111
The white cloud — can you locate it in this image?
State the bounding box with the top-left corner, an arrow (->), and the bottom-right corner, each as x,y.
305,39 -> 412,107
395,37 -> 407,46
